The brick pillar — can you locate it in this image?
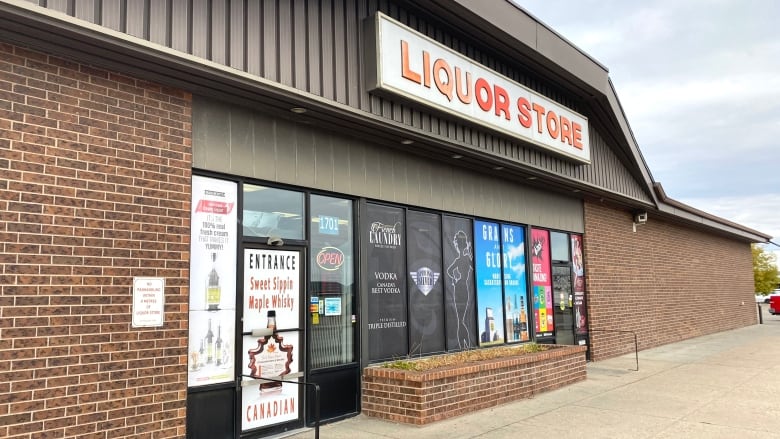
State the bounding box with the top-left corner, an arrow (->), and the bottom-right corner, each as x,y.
0,43 -> 192,439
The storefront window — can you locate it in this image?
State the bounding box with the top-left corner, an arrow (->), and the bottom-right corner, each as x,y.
242,184 -> 304,239
531,228 -> 554,338
309,195 -> 355,368
474,220 -> 505,346
407,210 -> 445,354
442,216 -> 477,351
501,224 -> 530,343
364,203 -> 408,362
550,231 -> 570,262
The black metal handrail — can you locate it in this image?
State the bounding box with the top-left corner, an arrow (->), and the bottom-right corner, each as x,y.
241,374 -> 321,439
588,329 -> 639,371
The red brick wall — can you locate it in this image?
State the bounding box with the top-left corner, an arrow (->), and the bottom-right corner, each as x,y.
583,201 -> 757,360
362,345 -> 587,425
0,43 -> 192,438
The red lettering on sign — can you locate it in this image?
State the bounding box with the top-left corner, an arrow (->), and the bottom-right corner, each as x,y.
572,122 -> 583,149
475,78 -> 492,112
316,247 -> 345,271
532,103 -> 546,134
455,67 -> 472,104
494,85 -> 510,120
546,110 -> 559,140
400,40 -> 421,84
517,97 -> 532,128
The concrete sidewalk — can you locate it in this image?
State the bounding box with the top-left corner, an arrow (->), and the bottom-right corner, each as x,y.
285,311 -> 780,439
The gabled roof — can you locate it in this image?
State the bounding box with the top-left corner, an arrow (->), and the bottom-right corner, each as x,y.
399,0 -> 770,242
0,0 -> 770,242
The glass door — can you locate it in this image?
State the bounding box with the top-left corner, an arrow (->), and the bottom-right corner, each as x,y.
239,246 -> 306,436
307,195 -> 359,423
552,264 -> 575,345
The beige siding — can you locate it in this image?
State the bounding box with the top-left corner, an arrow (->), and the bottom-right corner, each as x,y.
29,0 -> 651,204
194,97 -> 584,232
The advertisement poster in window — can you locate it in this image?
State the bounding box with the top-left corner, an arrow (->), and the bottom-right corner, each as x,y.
407,211 -> 445,354
443,216 -> 477,351
365,204 -> 408,361
188,175 -> 237,387
501,224 -> 529,342
188,311 -> 235,387
571,234 -> 588,335
241,248 -> 301,431
474,220 -> 504,346
531,228 -> 554,337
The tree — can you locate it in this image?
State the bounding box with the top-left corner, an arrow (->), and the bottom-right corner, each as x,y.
753,244 -> 779,294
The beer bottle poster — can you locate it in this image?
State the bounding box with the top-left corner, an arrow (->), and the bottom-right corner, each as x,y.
187,175 -> 237,387
474,220 -> 504,346
443,216 -> 476,351
241,249 -> 301,431
531,228 -> 554,337
501,224 -> 529,343
407,210 -> 445,355
365,203 -> 408,361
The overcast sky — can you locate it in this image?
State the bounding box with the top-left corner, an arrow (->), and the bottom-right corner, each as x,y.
515,0 -> 780,253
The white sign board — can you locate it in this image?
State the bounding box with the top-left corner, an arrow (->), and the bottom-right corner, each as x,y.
241,249 -> 302,431
132,277 -> 165,327
366,12 -> 591,163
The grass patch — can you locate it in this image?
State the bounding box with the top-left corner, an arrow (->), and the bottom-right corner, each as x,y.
382,343 -> 550,372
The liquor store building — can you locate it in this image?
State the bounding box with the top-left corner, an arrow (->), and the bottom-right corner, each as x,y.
0,1 -> 770,438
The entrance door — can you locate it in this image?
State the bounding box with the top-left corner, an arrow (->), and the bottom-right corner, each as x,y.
552,264 -> 575,345
239,246 -> 306,437
306,195 -> 359,423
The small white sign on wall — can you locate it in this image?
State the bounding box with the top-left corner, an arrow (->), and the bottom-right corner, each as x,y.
132,277 -> 165,328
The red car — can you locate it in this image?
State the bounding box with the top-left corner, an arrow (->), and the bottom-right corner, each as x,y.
770,295 -> 780,315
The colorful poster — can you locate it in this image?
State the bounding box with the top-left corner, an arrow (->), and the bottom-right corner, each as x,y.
571,235 -> 588,335
241,249 -> 302,431
474,220 -> 504,346
365,204 -> 408,361
501,225 -> 529,342
188,176 -> 237,387
443,216 -> 476,351
531,228 -> 554,337
407,211 -> 445,355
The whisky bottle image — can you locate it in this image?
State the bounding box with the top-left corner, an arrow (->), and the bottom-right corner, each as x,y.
266,310 -> 276,331
215,324 -> 223,366
206,318 -> 214,364
206,252 -> 221,310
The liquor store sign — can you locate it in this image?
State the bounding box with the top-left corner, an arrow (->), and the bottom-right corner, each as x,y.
365,12 -> 591,164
